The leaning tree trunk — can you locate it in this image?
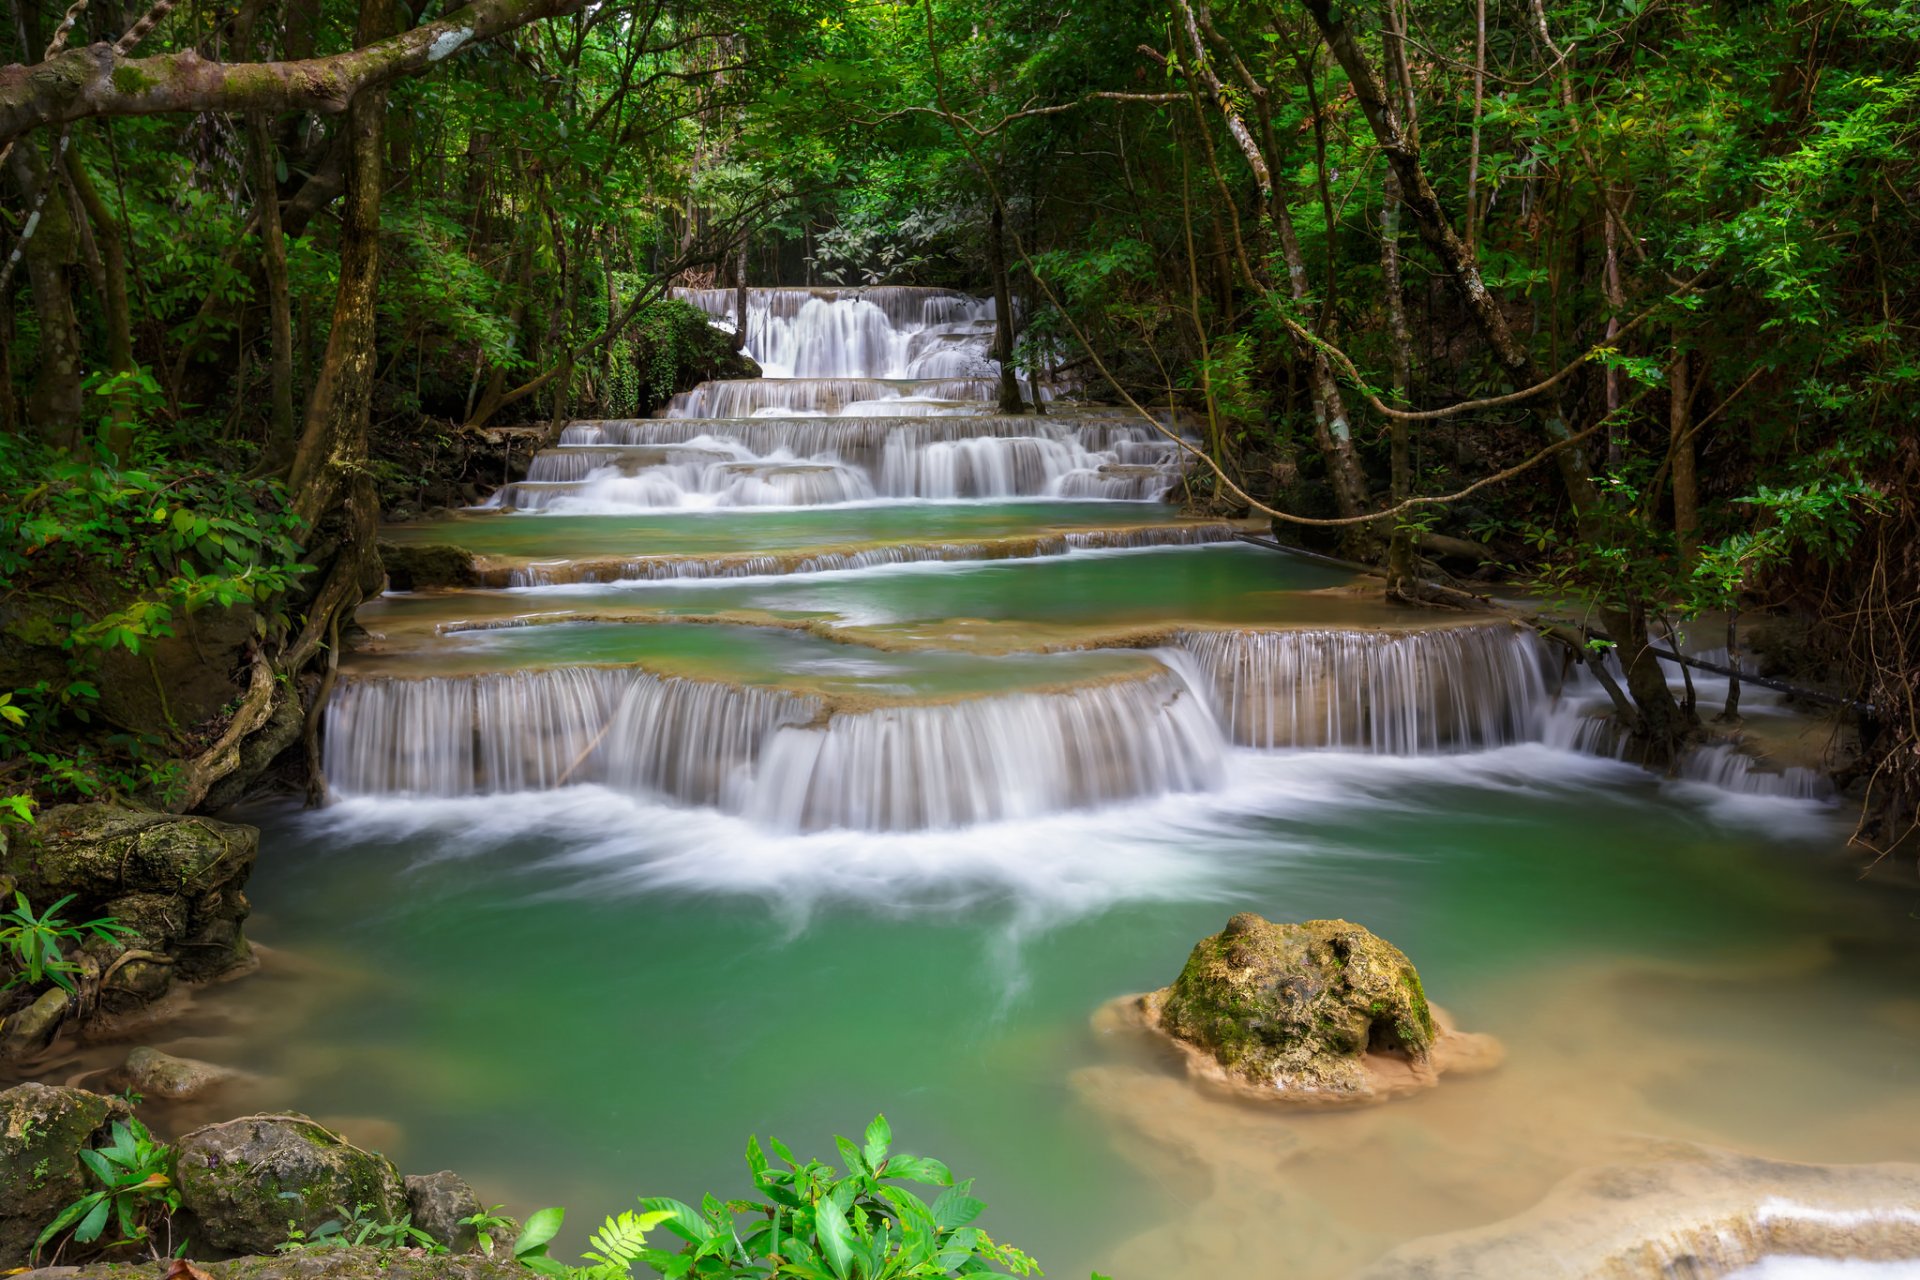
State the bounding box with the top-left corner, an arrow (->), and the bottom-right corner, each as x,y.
988,203 -> 1026,415
7,138 -> 85,441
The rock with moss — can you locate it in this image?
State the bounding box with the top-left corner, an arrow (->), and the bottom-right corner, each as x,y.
405,1171 -> 482,1252
176,1115 -> 407,1256
7,804 -> 256,1000
0,1083 -> 131,1268
115,1046 -> 241,1102
1139,914 -> 1492,1104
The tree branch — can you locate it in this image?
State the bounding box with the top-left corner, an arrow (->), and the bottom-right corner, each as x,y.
0,0 -> 582,146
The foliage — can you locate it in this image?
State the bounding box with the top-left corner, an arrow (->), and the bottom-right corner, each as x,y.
0,892 -> 133,993
514,1117 -> 1041,1280
33,1118 -> 180,1262
277,1202 -> 444,1254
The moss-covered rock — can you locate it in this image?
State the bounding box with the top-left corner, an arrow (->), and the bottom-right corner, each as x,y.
176,1115 -> 407,1256
9,804 -> 256,989
1148,914 -> 1437,1098
0,1083 -> 130,1267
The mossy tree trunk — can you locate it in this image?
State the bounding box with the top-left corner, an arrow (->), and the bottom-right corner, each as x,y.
988,202 -> 1026,416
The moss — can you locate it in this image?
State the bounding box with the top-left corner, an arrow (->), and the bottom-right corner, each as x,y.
110,65 -> 156,95
1155,914 -> 1436,1095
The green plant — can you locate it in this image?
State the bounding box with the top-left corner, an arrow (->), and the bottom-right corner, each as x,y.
464,1204 -> 520,1259
276,1202 -> 444,1254
33,1118 -> 180,1261
0,892 -> 132,993
516,1116 -> 1040,1280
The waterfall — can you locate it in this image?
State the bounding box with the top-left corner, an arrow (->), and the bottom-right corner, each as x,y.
1675,742 -> 1830,799
495,417 -> 1185,510
672,287 -> 998,379
324,667 -> 820,801
744,667 -> 1226,832
1173,624 -> 1550,752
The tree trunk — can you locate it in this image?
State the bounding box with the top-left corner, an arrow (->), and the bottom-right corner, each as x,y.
1382,168 -> 1416,591
1669,348 -> 1699,565
7,138 -> 85,441
64,141 -> 136,459
249,112 -> 297,467
988,202 -> 1025,415
287,29 -> 386,529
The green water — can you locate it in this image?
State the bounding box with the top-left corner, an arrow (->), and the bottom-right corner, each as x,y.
213,754 -> 1917,1280
356,544 -> 1393,649
344,618 -> 1166,697
381,502 -> 1195,560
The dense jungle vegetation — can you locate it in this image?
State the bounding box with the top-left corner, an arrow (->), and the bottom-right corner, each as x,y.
1,0 -> 1916,854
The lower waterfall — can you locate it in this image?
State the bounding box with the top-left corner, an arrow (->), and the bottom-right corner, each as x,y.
743,667 -> 1226,832
1173,624 -> 1550,752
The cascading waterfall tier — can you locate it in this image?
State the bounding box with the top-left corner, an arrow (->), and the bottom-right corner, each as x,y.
486,417 -> 1187,510
673,286 -> 1000,380
1172,624 -> 1551,752
323,667 -> 821,804
323,662 -> 1226,831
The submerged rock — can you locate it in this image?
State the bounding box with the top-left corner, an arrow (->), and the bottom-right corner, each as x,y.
1356,1143 -> 1920,1278
176,1114 -> 407,1255
116,1046 -> 241,1101
1133,913 -> 1497,1104
0,1083 -> 130,1268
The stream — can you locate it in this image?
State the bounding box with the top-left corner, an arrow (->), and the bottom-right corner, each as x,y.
183,288 -> 1916,1277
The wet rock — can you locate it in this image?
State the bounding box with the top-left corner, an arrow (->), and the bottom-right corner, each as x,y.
1356,1144 -> 1920,1278
1138,914 -> 1494,1104
116,1046 -> 239,1102
0,988 -> 72,1061
8,806 -> 256,1000
0,1084 -> 129,1268
405,1171 -> 482,1252
176,1114 -> 406,1255
378,541 -> 478,591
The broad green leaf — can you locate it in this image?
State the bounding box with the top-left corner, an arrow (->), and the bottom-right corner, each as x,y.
879,1155 -> 951,1186
74,1196 -> 111,1244
862,1115 -> 891,1169
931,1187 -> 985,1232
638,1196 -> 707,1245
514,1206 -> 565,1256
813,1193 -> 856,1280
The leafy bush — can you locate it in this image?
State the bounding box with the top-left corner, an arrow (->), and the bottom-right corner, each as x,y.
0,892 -> 132,992
518,1116 -> 1046,1280
34,1117 -> 180,1262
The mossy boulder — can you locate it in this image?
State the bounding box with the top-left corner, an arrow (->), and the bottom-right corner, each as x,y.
176,1115 -> 407,1255
9,804 -> 256,991
0,1083 -> 131,1267
1149,914 -> 1436,1098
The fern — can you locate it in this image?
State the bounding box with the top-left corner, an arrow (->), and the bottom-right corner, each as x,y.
579,1209 -> 671,1279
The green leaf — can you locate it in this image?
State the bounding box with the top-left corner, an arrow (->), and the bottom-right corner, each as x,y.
637,1196 -> 707,1245
514,1206 -> 565,1257
931,1187 -> 984,1232
862,1115 -> 891,1169
879,1155 -> 950,1186
813,1192 -> 856,1280
74,1196 -> 112,1244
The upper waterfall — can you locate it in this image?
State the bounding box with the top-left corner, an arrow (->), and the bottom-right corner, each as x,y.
674,286 -> 999,379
